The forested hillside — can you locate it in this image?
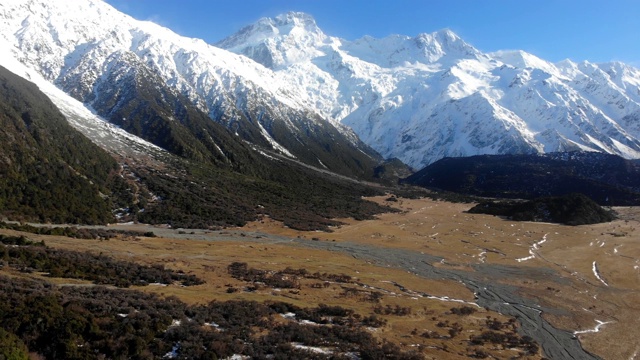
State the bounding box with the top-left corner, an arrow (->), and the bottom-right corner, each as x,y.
0,66 -> 131,224
404,152 -> 640,205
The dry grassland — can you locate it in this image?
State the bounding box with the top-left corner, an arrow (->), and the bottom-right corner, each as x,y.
2,196 -> 638,359
245,196 -> 640,359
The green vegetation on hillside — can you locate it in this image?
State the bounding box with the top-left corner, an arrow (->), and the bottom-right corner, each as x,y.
0,275 -> 422,359
0,66 -> 132,224
468,193 -> 616,225
134,158 -> 392,230
87,58 -> 398,230
0,64 -> 396,230
404,152 -> 640,206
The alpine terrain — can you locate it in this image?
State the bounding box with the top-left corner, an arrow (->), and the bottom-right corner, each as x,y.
0,0 -> 408,230
2,1 -> 640,360
0,0 -> 385,180
219,12 -> 640,168
1,1 -> 639,173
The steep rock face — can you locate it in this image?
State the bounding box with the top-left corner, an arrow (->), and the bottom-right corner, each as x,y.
0,1 -> 383,180
219,13 -> 640,168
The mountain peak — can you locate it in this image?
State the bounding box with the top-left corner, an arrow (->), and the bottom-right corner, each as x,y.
240,11 -> 323,39
491,50 -> 558,74
217,12 -> 329,68
271,11 -> 318,30
411,28 -> 479,63
433,28 -> 460,41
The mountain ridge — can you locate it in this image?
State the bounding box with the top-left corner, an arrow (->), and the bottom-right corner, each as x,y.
0,0 -> 385,180
2,1 -> 640,171
403,151 -> 640,206
219,12 -> 640,168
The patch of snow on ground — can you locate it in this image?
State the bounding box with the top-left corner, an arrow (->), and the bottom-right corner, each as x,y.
256,120 -> 295,158
292,343 -> 333,355
222,355 -> 250,360
163,343 -> 180,359
281,312 -> 296,319
477,250 -> 487,263
299,319 -> 319,325
592,261 -> 609,287
516,233 -> 547,262
574,320 -> 613,335
425,294 -> 481,307
204,322 -> 222,330
255,149 -> 280,161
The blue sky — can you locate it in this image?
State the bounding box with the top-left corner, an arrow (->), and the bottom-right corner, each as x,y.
104,0 -> 640,66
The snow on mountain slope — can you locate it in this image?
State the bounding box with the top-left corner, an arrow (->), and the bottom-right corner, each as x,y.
0,0 -> 383,179
4,1 -> 640,170
0,38 -> 167,160
0,0 -> 289,107
219,12 -> 640,168
218,12 -> 333,69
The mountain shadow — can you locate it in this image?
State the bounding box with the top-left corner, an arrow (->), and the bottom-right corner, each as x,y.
403,152 -> 640,206
468,193 -> 616,225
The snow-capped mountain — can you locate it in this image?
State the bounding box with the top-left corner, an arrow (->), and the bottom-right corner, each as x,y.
3,1 -> 640,171
0,0 -> 382,179
0,39 -> 168,161
219,12 -> 640,168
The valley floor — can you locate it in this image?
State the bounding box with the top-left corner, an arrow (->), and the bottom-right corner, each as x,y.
2,197 -> 638,359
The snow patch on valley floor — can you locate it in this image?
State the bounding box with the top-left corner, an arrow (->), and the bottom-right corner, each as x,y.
516,233 -> 547,262
163,343 -> 180,359
592,261 -> 609,287
574,319 -> 613,335
614,245 -> 622,254
222,355 -> 250,360
292,343 -> 333,355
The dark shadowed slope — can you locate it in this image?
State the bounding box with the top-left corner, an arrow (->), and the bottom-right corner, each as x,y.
404,152 -> 640,205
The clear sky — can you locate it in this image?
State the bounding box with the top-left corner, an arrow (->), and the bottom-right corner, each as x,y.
104,0 -> 640,66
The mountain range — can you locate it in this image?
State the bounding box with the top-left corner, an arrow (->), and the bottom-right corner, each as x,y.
0,1 -> 405,229
1,0 -> 640,227
217,12 -> 640,168
1,0 -> 640,173
0,0 -> 385,181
